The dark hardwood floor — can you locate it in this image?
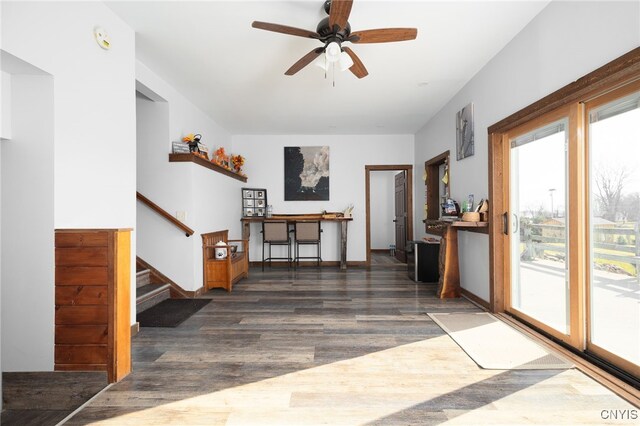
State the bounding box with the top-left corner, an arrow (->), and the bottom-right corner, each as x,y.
370,250 -> 405,266
1,372 -> 107,426
51,266 -> 637,424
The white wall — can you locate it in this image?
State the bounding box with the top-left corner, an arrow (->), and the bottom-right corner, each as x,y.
1,75 -> 54,371
233,135 -> 414,262
136,62 -> 242,291
1,1 -> 137,369
0,71 -> 10,140
370,171 -> 396,250
414,1 -> 640,302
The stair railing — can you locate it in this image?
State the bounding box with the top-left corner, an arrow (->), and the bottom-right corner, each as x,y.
136,192 -> 195,237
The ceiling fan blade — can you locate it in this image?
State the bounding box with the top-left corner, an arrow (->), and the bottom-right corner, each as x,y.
328,0 -> 353,32
348,28 -> 418,44
285,48 -> 324,76
342,47 -> 368,79
252,21 -> 319,39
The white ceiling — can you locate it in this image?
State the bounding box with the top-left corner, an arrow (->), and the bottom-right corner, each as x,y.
106,1 -> 549,135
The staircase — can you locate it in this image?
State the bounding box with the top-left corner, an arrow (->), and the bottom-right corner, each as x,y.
136,263 -> 171,313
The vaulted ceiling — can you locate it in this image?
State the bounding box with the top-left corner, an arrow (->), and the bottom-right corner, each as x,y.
106,1 -> 549,135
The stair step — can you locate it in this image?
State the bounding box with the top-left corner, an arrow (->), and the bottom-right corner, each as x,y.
136,269 -> 152,288
136,283 -> 171,313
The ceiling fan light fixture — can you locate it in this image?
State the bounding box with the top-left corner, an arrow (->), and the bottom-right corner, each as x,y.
325,41 -> 341,63
339,51 -> 353,71
314,55 -> 329,71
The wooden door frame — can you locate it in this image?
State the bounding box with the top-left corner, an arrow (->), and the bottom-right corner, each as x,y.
488,47 -> 640,315
365,165 -> 414,266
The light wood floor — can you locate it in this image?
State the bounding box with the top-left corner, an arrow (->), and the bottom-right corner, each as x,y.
66,267 -> 637,425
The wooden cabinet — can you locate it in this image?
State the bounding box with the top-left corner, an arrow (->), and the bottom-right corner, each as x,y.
54,229 -> 131,383
202,230 -> 249,292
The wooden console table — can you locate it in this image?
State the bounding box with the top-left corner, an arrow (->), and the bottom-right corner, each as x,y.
424,220 -> 489,298
241,214 -> 353,270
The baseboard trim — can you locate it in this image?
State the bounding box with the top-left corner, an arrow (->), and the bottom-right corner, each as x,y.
136,257 -> 204,298
370,249 -> 392,254
131,322 -> 140,337
460,288 -> 490,310
249,261 -> 367,268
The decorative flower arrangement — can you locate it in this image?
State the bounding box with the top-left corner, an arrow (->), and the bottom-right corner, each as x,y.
182,133 -> 202,154
213,147 -> 231,170
231,154 -> 245,172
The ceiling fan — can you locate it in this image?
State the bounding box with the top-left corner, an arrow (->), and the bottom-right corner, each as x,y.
252,0 -> 417,79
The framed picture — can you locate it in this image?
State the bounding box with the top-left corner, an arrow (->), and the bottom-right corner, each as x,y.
172,141 -> 191,154
242,188 -> 267,217
456,103 -> 474,160
284,146 -> 329,201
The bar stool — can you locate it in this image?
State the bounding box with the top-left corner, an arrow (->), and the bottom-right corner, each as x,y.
294,221 -> 322,267
261,220 -> 291,271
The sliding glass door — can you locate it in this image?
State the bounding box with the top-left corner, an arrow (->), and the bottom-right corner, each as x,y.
501,82 -> 640,376
509,118 -> 570,337
586,87 -> 640,373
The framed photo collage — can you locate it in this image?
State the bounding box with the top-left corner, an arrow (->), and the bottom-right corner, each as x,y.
242,188 -> 267,218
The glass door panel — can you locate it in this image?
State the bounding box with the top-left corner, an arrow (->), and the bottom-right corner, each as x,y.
588,91 -> 640,367
510,120 -> 569,334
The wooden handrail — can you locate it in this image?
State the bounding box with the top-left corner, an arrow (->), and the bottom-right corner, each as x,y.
136,192 -> 195,237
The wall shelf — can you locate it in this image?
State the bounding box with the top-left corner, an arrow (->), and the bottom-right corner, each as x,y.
423,219 -> 489,235
451,221 -> 489,234
168,153 -> 248,183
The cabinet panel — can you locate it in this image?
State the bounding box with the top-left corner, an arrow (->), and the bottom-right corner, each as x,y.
56,267 -> 109,285
56,247 -> 109,267
55,345 -> 107,364
55,305 -> 108,325
55,325 -> 108,344
56,286 -> 108,305
55,229 -> 131,383
55,232 -> 109,248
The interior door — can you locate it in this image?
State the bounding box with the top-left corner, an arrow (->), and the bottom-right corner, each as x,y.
394,171 -> 407,263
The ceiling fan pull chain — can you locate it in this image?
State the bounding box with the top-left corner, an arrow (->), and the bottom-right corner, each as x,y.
333,62 -> 336,87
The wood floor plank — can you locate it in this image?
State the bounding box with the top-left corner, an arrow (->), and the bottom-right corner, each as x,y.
62,266 -> 637,425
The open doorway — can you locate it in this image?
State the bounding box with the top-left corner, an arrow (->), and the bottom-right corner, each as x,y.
365,165 -> 414,266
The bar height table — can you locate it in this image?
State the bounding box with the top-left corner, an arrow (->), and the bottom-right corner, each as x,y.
241,214 -> 353,270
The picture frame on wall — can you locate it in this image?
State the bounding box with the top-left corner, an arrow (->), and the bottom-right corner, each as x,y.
242,187 -> 267,218
456,103 -> 474,160
284,146 -> 329,201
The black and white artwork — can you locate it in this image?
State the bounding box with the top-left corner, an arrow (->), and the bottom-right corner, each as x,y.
456,103 -> 474,160
284,146 -> 330,201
